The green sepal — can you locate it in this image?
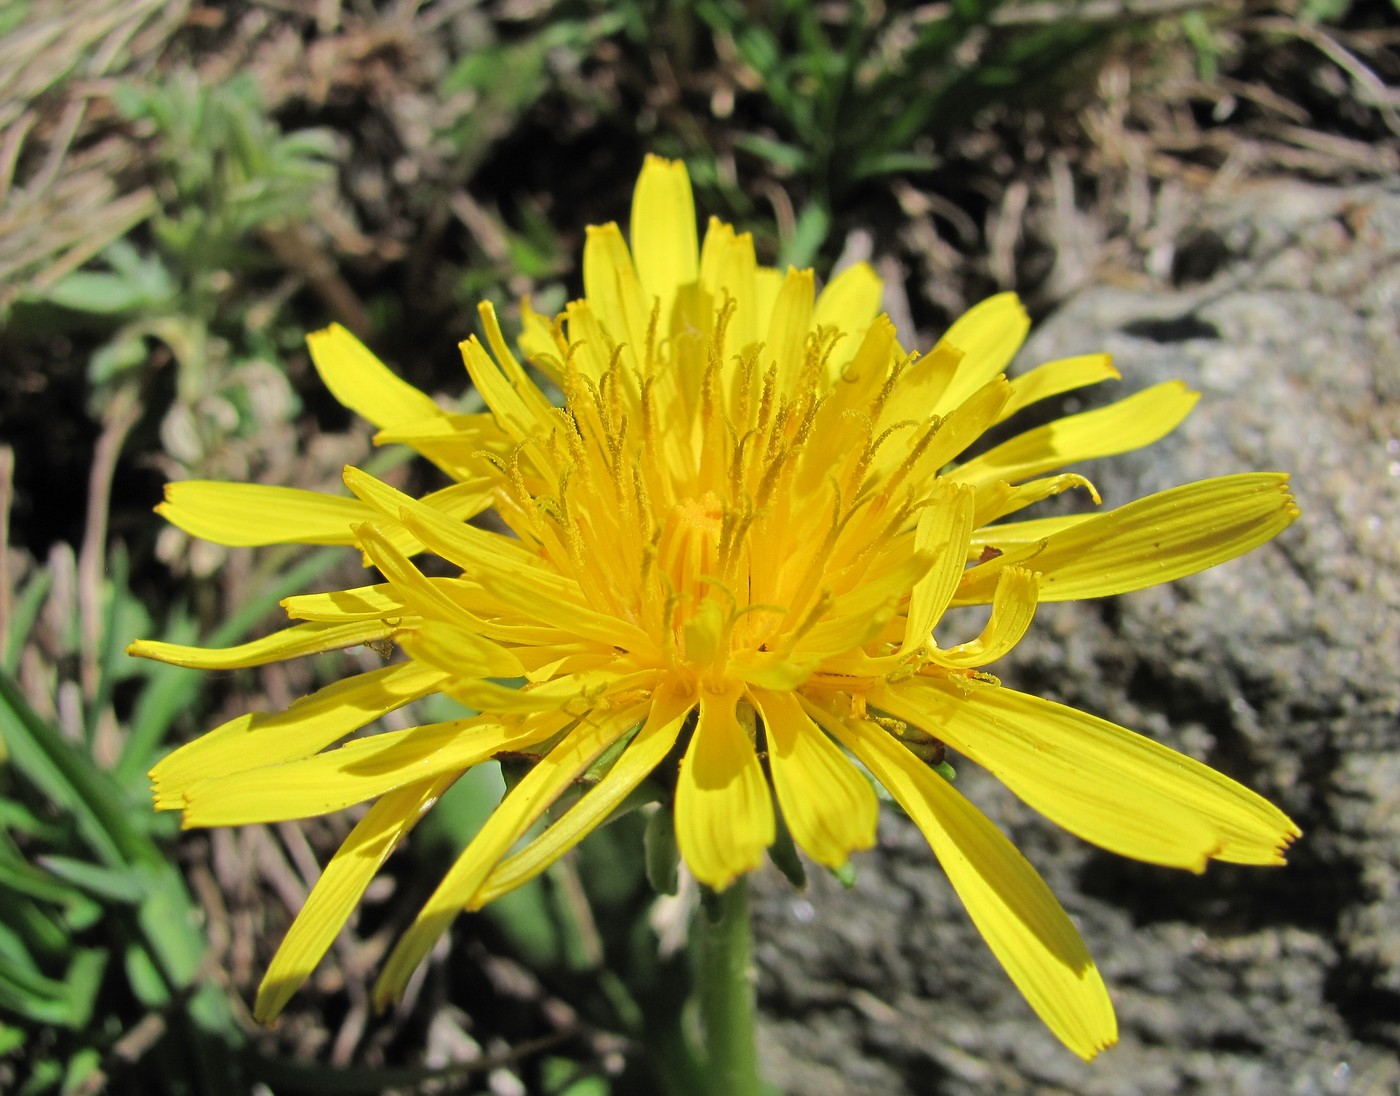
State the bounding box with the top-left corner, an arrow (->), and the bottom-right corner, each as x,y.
765,806 -> 806,890
643,805 -> 680,896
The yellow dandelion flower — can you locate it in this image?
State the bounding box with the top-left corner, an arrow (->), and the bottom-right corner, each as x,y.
131,155 -> 1301,1060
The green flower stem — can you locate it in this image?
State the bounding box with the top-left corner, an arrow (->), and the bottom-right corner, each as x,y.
696,878 -> 764,1096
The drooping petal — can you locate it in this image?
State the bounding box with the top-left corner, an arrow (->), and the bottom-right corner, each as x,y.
249,778 -> 450,1024
149,661 -> 449,806
751,689 -> 877,868
674,684 -> 775,889
876,678 -> 1300,868
473,686 -> 696,905
254,773 -> 456,1022
306,324 -> 444,430
372,701 -> 649,1008
179,710 -> 570,826
631,155 -> 700,326
951,382 -> 1198,492
957,473 -> 1300,604
814,703 -> 1117,1061
128,620 -> 391,669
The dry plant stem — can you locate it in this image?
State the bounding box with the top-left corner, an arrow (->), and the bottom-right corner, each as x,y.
697,879 -> 764,1096
78,385 -> 141,701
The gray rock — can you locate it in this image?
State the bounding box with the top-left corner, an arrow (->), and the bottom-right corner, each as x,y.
754,181 -> 1400,1095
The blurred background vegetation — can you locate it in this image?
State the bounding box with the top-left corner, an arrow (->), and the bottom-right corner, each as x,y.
1,0 -> 1395,1092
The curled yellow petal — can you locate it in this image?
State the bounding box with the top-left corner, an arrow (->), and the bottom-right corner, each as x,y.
930,566 -> 1039,669
899,480 -> 976,656
583,222 -> 649,361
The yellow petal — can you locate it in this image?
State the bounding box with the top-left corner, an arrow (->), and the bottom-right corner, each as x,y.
517,298 -> 567,383
478,301 -> 557,422
630,155 -> 699,326
583,222 -> 649,361
905,377 -> 1013,481
674,684 -> 775,890
371,412 -> 512,483
282,583 -> 406,622
816,705 -> 1117,1060
751,690 -> 877,868
753,266 -> 783,335
306,324 -> 443,430
352,523 -> 526,678
930,293 -> 1030,416
255,773 -> 456,1022
972,473 -> 1100,529
968,512 -> 1093,557
372,701 -> 649,1007
128,620 -> 391,669
930,567 -> 1039,669
877,678 -> 1300,868
459,330 -> 550,446
473,686 -> 696,904
149,661 -> 448,807
341,465 -> 544,574
180,711 -> 569,826
899,481 -> 976,655
957,473 -> 1299,604
765,267 -> 815,397
157,482 -> 368,546
699,217 -> 758,353
951,382 -> 1198,492
814,263 -> 883,348
998,354 -> 1119,423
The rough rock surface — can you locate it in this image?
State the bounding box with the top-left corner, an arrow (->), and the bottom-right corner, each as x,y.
753,181 -> 1400,1095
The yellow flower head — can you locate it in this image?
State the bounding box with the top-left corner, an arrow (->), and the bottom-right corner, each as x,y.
132,155 -> 1300,1059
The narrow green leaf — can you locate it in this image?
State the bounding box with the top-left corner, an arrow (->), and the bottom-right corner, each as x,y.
36,856 -> 146,905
